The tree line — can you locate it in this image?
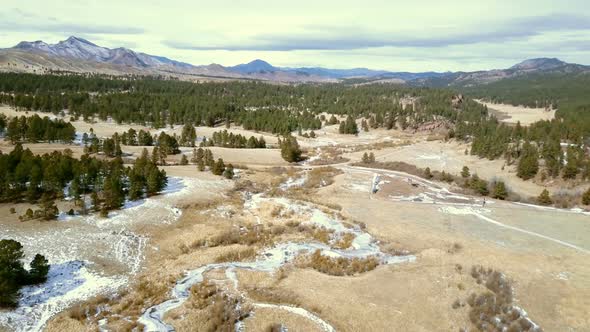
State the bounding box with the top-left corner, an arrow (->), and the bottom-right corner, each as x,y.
0,144 -> 167,218
1,114 -> 75,144
202,129 -> 266,149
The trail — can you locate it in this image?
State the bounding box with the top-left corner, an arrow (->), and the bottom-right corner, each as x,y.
439,206 -> 590,255
344,164 -> 590,255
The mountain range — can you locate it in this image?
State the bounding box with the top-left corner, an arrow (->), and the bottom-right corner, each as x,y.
1,36 -> 589,85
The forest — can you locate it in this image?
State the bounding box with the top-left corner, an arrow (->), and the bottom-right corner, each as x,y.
1,72 -> 590,182
0,144 -> 167,218
202,130 -> 267,149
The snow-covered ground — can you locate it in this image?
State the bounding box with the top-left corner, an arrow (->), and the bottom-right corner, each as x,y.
0,176 -> 213,332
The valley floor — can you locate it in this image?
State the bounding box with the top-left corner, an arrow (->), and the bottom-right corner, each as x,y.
0,106 -> 589,332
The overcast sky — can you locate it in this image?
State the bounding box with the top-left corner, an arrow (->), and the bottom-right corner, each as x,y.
1,0 -> 589,72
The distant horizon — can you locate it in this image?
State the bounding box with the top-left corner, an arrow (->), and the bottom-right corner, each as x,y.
6,35 -> 585,74
1,0 -> 589,72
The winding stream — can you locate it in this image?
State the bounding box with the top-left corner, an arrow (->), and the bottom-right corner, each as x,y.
138,195 -> 415,331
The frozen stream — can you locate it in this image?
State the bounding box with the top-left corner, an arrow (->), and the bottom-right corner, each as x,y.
139,194 -> 415,331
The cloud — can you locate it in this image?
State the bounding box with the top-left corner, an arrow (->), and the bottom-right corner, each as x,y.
0,9 -> 143,35
164,13 -> 590,51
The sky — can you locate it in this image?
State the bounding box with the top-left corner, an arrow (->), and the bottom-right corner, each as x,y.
0,0 -> 589,72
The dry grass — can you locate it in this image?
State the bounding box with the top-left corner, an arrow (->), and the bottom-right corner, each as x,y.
184,279 -> 251,332
215,247 -> 257,263
301,249 -> 379,276
245,286 -> 303,307
304,167 -> 343,189
311,228 -> 333,244
333,233 -> 355,249
265,323 -> 285,332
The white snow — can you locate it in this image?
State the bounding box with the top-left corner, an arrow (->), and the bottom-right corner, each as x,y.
0,261 -> 125,332
0,176 -> 211,332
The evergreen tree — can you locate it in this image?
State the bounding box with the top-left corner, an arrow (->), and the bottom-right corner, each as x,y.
212,158 -> 225,176
492,181 -> 508,200
461,166 -> 470,178
537,189 -> 552,205
582,188 -> 590,205
279,135 -> 303,163
28,254 -> 49,283
180,154 -> 189,165
424,167 -> 433,179
517,142 -> 539,180
362,152 -> 370,163
223,164 -> 235,179
39,193 -> 58,221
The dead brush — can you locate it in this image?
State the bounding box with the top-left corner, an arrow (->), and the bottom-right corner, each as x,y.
207,293 -> 251,331
186,279 -> 251,331
214,247 -> 257,263
464,265 -> 542,332
311,227 -> 334,244
333,233 -> 355,249
245,286 -> 302,307
304,167 -> 343,189
189,279 -> 218,309
266,324 -> 285,332
302,249 -> 379,276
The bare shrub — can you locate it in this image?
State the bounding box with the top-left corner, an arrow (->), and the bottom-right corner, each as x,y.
304,167 -> 343,189
333,233 -> 355,249
246,286 -> 302,307
312,228 -> 333,244
266,323 -> 285,332
465,266 -> 542,332
214,247 -> 257,263
189,280 -> 218,309
304,250 -> 379,276
448,242 -> 463,254
188,280 -> 251,331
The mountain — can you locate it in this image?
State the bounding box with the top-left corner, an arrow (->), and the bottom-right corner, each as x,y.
509,58 -> 566,71
229,59 -> 277,74
410,58 -> 590,87
12,36 -> 195,69
2,36 -> 589,84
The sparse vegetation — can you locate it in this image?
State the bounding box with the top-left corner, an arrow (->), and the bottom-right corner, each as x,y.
465,266 -> 542,332
303,249 -> 379,276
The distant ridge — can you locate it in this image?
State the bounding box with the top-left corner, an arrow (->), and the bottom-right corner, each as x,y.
2,36 -> 589,84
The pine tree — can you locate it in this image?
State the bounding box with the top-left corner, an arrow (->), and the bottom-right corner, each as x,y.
223,164 -> 235,179
424,167 -> 433,179
39,193 -> 58,221
180,154 -> 189,165
212,158 -> 225,176
537,189 -> 552,205
492,181 -> 508,200
461,166 -> 470,178
91,191 -> 101,212
582,188 -> 590,205
368,152 -> 375,163
362,152 -> 369,163
28,254 -> 49,283
517,142 -> 539,180
279,135 -> 302,163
